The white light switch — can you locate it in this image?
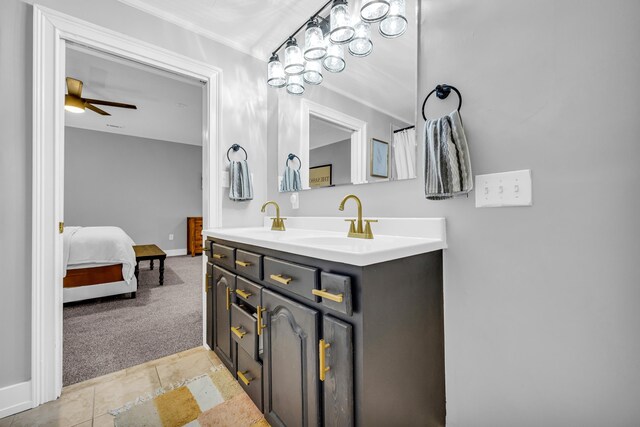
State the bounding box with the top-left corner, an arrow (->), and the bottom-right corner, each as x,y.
475,170 -> 532,207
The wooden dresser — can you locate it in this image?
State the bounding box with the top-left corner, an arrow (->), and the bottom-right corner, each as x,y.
187,216 -> 203,256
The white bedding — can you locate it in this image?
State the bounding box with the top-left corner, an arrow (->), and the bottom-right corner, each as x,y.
63,226 -> 136,284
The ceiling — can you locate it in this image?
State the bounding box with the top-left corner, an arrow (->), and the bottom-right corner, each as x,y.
309,116 -> 353,149
65,45 -> 203,145
117,0 -> 417,123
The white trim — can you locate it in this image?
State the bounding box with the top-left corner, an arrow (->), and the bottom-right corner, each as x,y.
301,99 -> 368,186
0,381 -> 32,419
32,5 -> 222,407
164,248 -> 188,257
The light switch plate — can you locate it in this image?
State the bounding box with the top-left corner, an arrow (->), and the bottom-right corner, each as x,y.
475,170 -> 532,207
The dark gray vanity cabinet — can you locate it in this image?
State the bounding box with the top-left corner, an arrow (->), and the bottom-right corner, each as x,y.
263,288 -> 321,427
205,236 -> 445,427
213,265 -> 235,371
205,261 -> 214,349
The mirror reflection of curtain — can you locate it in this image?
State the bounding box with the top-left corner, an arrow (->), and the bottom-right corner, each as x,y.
393,128 -> 417,180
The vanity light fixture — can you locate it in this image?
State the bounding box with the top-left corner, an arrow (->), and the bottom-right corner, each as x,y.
323,41 -> 346,73
267,53 -> 286,87
286,74 -> 305,95
329,0 -> 355,44
379,0 -> 407,38
360,0 -> 390,22
304,19 -> 326,60
348,21 -> 373,57
303,60 -> 323,85
284,38 -> 304,75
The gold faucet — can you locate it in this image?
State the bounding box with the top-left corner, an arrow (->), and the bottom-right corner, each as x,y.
338,194 -> 377,239
261,201 -> 286,231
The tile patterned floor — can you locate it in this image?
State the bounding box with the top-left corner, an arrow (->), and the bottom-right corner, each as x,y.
0,347 -> 259,427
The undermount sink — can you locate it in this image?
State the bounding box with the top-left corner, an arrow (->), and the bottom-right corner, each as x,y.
204,217 -> 446,266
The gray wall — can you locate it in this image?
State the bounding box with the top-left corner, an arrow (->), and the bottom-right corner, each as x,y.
65,128 -> 201,251
309,139 -> 351,187
0,0 -> 267,389
268,0 -> 640,425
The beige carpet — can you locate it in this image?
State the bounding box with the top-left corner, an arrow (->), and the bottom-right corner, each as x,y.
63,255 -> 203,386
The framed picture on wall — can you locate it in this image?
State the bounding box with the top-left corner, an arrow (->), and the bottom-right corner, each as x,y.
309,164 -> 333,188
370,138 -> 390,178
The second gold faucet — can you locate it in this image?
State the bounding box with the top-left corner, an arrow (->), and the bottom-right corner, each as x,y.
338,194 -> 377,239
261,201 -> 286,231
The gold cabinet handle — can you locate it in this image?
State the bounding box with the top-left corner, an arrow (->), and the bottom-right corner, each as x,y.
237,370 -> 253,386
212,253 -> 226,259
202,246 -> 211,252
257,306 -> 266,336
312,289 -> 344,303
204,274 -> 212,292
236,289 -> 252,299
235,260 -> 252,267
226,287 -> 231,311
270,274 -> 292,285
231,326 -> 247,339
319,339 -> 331,382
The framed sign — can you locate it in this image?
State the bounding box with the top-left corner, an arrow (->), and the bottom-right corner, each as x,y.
370,138 -> 390,178
309,164 -> 333,188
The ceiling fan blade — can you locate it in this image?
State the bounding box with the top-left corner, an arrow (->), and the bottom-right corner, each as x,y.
85,103 -> 111,116
83,98 -> 137,109
66,77 -> 83,97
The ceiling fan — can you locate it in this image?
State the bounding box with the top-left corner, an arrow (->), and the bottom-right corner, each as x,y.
64,77 -> 137,116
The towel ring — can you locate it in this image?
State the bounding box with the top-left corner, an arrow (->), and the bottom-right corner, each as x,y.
226,144 -> 248,162
286,153 -> 301,171
421,84 -> 463,121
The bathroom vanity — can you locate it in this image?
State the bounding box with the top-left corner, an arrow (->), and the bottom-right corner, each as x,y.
203,217 -> 446,427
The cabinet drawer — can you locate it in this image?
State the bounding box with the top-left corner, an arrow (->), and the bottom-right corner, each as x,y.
235,249 -> 263,281
212,243 -> 235,270
231,303 -> 258,360
237,347 -> 263,411
316,272 -> 353,316
263,257 -> 318,302
235,276 -> 262,308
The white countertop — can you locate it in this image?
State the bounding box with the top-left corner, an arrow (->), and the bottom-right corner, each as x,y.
203,217 -> 446,266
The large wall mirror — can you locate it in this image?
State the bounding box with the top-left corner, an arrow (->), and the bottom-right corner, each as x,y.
277,0 -> 418,192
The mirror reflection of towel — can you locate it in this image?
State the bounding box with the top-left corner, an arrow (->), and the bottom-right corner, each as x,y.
424,110 -> 473,200
229,160 -> 253,201
280,166 -> 302,192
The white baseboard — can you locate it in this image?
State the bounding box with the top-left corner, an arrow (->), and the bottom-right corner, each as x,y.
164,248 -> 187,257
0,381 -> 33,419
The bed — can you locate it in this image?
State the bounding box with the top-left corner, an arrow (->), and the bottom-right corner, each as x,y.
63,226 -> 137,303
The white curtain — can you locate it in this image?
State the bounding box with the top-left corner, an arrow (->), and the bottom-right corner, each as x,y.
393,128 -> 417,180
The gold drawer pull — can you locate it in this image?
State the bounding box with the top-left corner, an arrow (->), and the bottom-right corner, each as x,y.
212,253 -> 226,259
235,260 -> 252,267
270,274 -> 292,285
202,246 -> 211,252
319,339 -> 330,382
231,326 -> 247,339
312,289 -> 344,303
236,289 -> 252,299
237,370 -> 253,386
257,306 -> 266,336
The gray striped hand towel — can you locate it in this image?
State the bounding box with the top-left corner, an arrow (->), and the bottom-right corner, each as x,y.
229,160 -> 253,201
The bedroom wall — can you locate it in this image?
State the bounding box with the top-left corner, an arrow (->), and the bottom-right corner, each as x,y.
65,127 -> 202,252
267,0 -> 640,425
0,0 -> 267,391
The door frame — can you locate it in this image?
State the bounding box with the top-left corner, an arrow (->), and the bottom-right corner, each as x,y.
32,5 -> 222,406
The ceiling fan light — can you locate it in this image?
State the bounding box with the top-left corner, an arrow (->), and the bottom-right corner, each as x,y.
284,38 -> 305,75
304,19 -> 327,61
64,95 -> 85,113
329,0 -> 355,44
360,0 -> 390,23
348,21 -> 373,57
267,53 -> 286,88
379,0 -> 407,38
286,74 -> 305,95
303,60 -> 323,85
323,42 -> 346,73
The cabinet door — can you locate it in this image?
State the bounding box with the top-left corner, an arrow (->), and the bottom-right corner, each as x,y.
263,289 -> 320,427
213,268 -> 234,370
322,316 -> 354,427
206,262 -> 214,349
